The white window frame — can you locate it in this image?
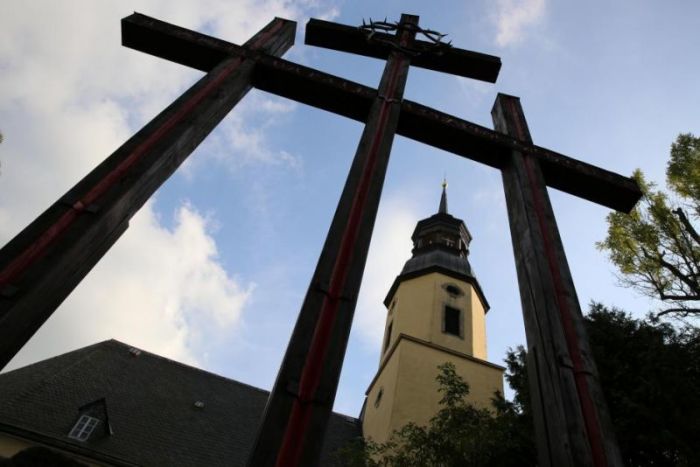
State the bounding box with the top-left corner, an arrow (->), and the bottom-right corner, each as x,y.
68,414 -> 99,441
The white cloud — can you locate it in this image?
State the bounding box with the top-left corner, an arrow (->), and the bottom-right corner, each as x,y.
493,0 -> 546,47
354,197 -> 417,348
5,202 -> 253,371
0,0 -> 336,370
208,94 -> 303,172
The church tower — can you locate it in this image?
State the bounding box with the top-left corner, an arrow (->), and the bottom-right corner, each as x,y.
362,182 -> 504,444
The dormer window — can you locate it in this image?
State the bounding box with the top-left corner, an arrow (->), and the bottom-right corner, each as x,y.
68,397 -> 112,442
68,414 -> 100,441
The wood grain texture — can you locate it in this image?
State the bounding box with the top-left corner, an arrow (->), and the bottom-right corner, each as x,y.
0,17 -> 295,370
247,14 -> 419,467
120,14 -> 641,213
305,18 -> 501,82
492,93 -> 623,467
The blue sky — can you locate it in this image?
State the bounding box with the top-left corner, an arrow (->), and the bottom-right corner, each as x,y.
1,1 -> 699,417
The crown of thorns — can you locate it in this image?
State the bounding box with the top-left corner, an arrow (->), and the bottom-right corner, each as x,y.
359,18 -> 452,55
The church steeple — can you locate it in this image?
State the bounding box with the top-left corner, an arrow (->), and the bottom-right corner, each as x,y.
362,182 -> 503,447
409,182 -> 471,258
385,182 -> 487,309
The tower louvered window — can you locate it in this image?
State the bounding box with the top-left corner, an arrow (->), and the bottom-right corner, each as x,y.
443,306 -> 461,337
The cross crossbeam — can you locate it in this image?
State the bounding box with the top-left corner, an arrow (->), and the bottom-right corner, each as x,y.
305,18 -> 501,82
122,13 -> 641,213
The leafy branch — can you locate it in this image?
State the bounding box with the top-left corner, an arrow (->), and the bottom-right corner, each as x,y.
598,133 -> 700,318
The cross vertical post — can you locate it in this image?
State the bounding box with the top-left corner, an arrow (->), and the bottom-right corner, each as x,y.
0,17 -> 295,370
492,94 -> 623,466
247,14 -> 420,467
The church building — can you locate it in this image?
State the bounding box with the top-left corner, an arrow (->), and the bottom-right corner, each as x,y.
362,182 -> 504,444
0,185 -> 503,465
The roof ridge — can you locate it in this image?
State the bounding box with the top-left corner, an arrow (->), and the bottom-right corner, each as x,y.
106,340 -> 273,396
0,342 -> 107,414
101,340 -> 360,419
2,339 -> 360,422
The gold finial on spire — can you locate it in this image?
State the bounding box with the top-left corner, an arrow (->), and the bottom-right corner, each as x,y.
439,176 -> 448,214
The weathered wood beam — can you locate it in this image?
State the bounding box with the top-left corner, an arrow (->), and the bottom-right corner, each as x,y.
304,18 -> 501,83
0,16 -> 296,370
398,100 -> 642,212
122,14 -> 233,71
253,58 -> 642,213
248,14 -> 420,467
122,14 -> 641,213
121,13 -> 287,71
492,93 -> 623,467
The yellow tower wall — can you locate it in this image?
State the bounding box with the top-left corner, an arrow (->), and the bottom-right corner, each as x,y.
363,336 -> 504,445
470,283 -> 488,358
364,271 -> 504,445
380,272 -> 488,363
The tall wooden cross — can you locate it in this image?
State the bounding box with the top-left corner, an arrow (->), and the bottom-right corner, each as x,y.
0,13 -> 640,467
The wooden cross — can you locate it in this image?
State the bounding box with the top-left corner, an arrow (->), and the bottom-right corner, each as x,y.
248,16 -> 510,467
0,13 -> 640,467
493,96 -> 625,466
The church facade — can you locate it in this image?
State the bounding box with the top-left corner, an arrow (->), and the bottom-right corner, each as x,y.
0,186 -> 503,465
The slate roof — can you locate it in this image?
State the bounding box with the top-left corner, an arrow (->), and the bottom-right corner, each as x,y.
0,340 -> 361,466
400,248 -> 474,279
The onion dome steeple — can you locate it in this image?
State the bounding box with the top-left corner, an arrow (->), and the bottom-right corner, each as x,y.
384,181 -> 489,310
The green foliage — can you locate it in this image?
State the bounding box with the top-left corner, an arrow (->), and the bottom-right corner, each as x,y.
505,303 -> 700,466
339,363 -> 536,467
598,133 -> 700,318
585,303 -> 700,466
339,304 -> 700,466
668,134 -> 700,204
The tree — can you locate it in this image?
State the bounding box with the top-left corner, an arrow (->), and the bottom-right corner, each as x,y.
508,304 -> 700,466
340,304 -> 700,466
339,363 -> 536,467
598,133 -> 700,318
